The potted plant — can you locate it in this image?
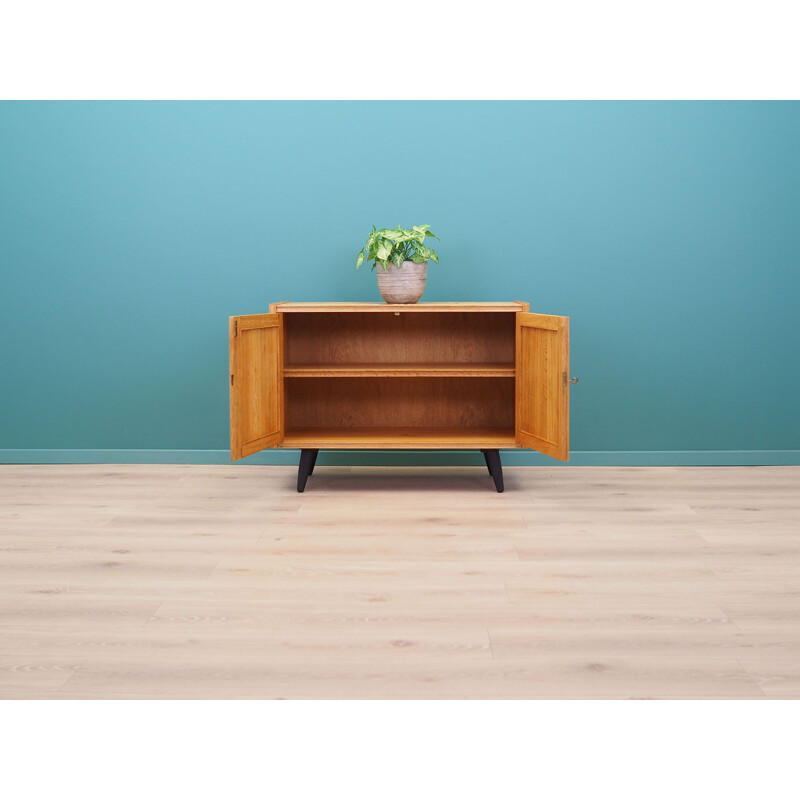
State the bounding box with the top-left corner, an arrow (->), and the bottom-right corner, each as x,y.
356,225 -> 439,304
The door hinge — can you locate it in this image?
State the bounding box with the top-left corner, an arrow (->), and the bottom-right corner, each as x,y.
230,374 -> 234,386
562,371 -> 567,387
234,320 -> 239,337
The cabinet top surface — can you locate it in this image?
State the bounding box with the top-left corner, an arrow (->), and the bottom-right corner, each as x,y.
270,301 -> 528,313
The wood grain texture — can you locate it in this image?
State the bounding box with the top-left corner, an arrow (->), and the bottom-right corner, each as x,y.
284,311 -> 516,365
230,303 -> 574,457
285,377 -> 515,430
229,314 -> 283,460
1,464 -> 798,698
516,312 -> 569,460
270,301 -> 528,313
283,362 -> 515,378
281,427 -> 518,449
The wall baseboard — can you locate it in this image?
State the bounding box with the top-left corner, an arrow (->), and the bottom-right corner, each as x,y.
1,449 -> 799,466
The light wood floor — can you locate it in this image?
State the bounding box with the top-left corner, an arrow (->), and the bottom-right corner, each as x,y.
1,464 -> 798,699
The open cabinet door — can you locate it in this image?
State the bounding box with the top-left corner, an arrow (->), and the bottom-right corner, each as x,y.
229,314 -> 283,460
516,313 -> 570,461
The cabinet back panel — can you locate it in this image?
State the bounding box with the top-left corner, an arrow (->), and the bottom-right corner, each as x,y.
286,377 -> 515,429
284,312 -> 515,364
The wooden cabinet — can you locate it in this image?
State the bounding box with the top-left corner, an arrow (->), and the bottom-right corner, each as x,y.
229,302 -> 571,491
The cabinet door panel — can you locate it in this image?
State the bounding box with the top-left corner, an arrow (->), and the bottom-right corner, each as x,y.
516,312 -> 570,460
229,314 -> 283,460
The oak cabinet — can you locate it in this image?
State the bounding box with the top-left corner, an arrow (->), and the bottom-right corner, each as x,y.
229,302 -> 571,491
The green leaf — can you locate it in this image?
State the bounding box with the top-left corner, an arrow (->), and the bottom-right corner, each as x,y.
416,244 -> 432,260
412,225 -> 430,242
356,224 -> 440,274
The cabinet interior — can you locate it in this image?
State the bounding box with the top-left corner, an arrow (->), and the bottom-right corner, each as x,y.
284,311 -> 515,366
281,311 -> 517,445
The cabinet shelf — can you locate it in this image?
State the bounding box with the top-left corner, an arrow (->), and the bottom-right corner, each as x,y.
284,362 -> 516,378
280,427 -> 519,449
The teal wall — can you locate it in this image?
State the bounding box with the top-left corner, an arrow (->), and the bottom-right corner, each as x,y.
1,102 -> 799,465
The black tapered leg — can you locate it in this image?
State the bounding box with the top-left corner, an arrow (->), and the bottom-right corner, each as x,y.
482,449 -> 504,493
308,449 -> 319,476
297,448 -> 318,493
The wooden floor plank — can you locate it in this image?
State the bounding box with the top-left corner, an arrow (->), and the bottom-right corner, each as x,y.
0,464 -> 798,699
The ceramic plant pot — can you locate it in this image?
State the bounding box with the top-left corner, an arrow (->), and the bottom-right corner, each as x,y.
376,260 -> 427,304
